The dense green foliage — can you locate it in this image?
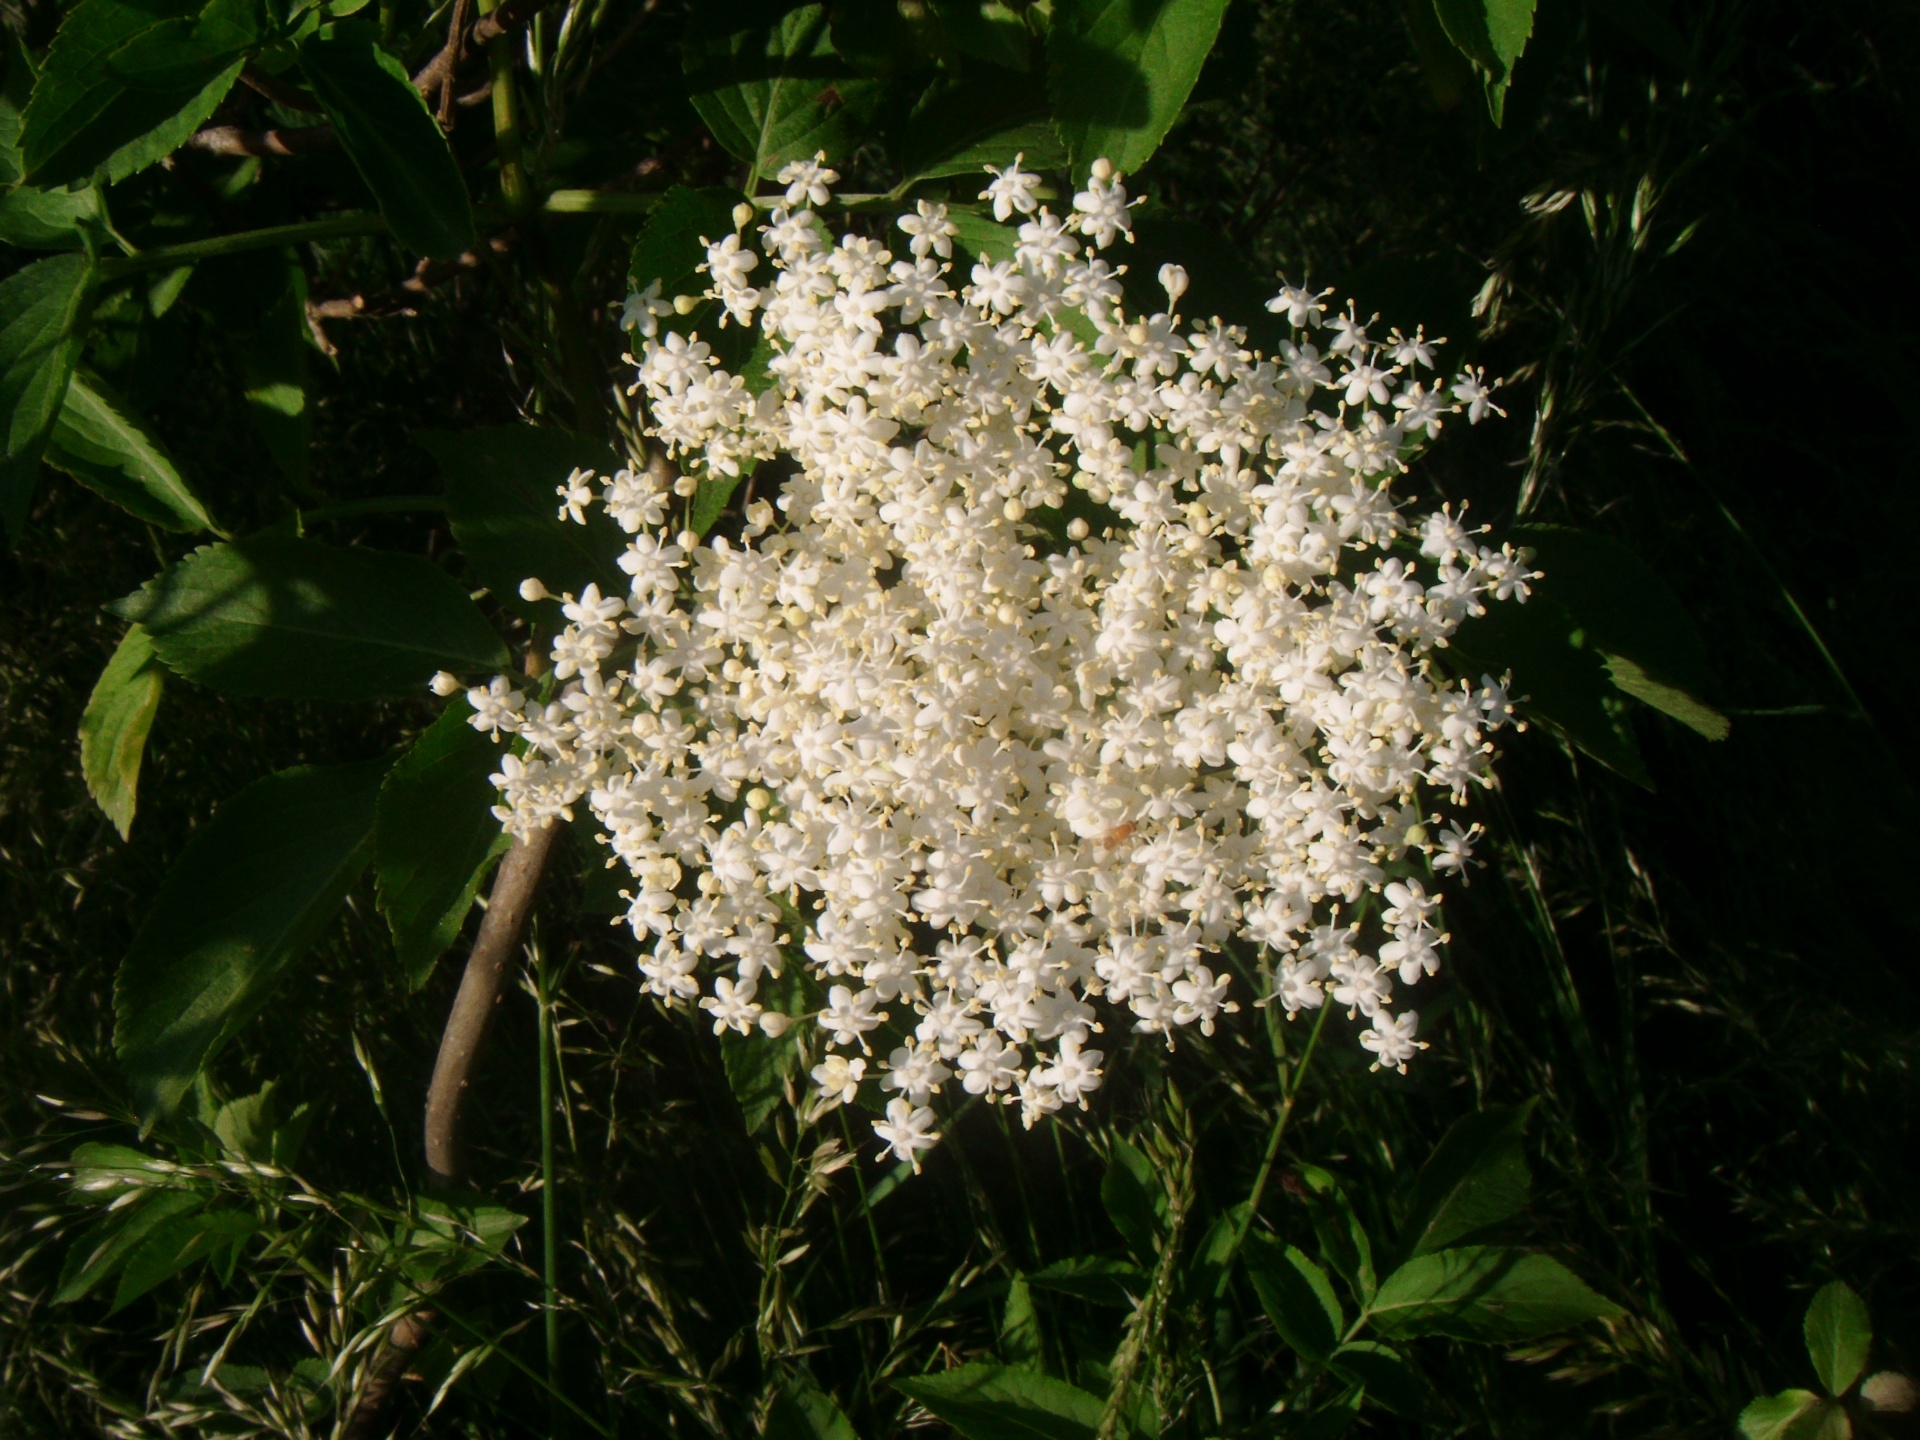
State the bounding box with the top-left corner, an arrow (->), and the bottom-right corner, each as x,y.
3,0 -> 1916,1436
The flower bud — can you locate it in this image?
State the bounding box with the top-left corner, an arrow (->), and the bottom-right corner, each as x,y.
733,203 -> 756,231
1067,517 -> 1090,542
430,671 -> 461,696
758,1011 -> 793,1038
1090,157 -> 1114,182
674,294 -> 700,315
1158,263 -> 1189,309
1003,497 -> 1027,522
519,577 -> 550,602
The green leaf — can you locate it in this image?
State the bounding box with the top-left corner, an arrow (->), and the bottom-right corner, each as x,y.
46,370 -> 215,531
934,0 -> 1038,71
894,1364 -> 1105,1440
299,21 -> 474,259
374,705 -> 511,989
79,623 -> 165,840
2,250 -> 96,536
115,758 -> 387,1116
395,1197 -> 529,1284
1001,1275 -> 1045,1369
1445,588 -> 1654,788
109,1207 -> 258,1312
221,252 -> 312,489
1366,1245 -> 1622,1342
1100,1137 -> 1165,1260
1242,1231 -> 1343,1361
113,534 -> 509,700
1026,1255 -> 1148,1307
629,185 -> 751,296
1507,524 -> 1729,741
1293,1165 -> 1377,1304
1049,0 -> 1232,176
690,469 -> 742,537
766,1383 -> 861,1440
208,1080 -> 313,1166
56,1187 -> 205,1302
1804,1282 -> 1871,1397
19,0 -> 256,187
1739,1392 -> 1850,1440
1431,0 -> 1536,123
1327,1341 -> 1425,1420
67,1141 -> 203,1200
898,66 -> 1061,184
0,185 -> 97,250
719,964 -> 806,1132
681,2 -> 881,185
420,425 -> 626,622
947,205 -> 1022,264
1396,1101 -> 1534,1259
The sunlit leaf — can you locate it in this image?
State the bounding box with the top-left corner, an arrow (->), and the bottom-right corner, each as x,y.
79,623 -> 165,840
1049,0 -> 1232,175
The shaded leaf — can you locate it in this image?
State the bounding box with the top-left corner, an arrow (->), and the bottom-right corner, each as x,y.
1,251 -> 95,536
947,204 -> 1021,263
1508,524 -> 1728,740
374,705 -> 511,989
421,425 -> 625,623
113,534 -> 508,700
1327,1340 -> 1424,1420
299,21 -> 473,259
899,65 -> 1060,183
1804,1282 -> 1871,1397
1049,0 -> 1232,175
681,2 -> 880,184
1001,1275 -> 1045,1369
719,964 -> 807,1132
56,1187 -> 204,1302
1027,1254 -> 1149,1307
46,370 -> 215,531
1100,1137 -> 1164,1260
1739,1392 -> 1837,1440
1242,1231 -> 1343,1360
19,0 -> 256,186
110,1208 -> 258,1312
894,1364 -> 1104,1440
1396,1100 -> 1534,1259
114,758 -> 388,1116
628,185 -> 751,298
79,623 -> 165,840
1366,1245 -> 1622,1341
766,1382 -> 860,1440
208,1080 -> 313,1166
1432,0 -> 1536,123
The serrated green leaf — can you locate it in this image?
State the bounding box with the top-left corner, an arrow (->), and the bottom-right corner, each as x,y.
19,0 -> 256,187
56,1187 -> 204,1302
1739,1391 -> 1828,1440
420,425 -> 625,622
46,371 -> 215,531
1327,1341 -> 1425,1420
719,965 -> 806,1133
1804,1282 -> 1871,1397
681,2 -> 881,185
894,1364 -> 1104,1440
0,185 -> 97,249
109,1207 -> 258,1312
113,534 -> 508,699
1446,589 -> 1654,788
208,1080 -> 312,1166
1397,1100 -> 1534,1259
947,205 -> 1021,263
1366,1245 -> 1622,1341
115,758 -> 387,1116
1431,0 -> 1536,123
299,21 -> 473,258
374,705 -> 511,989
80,623 -> 165,840
898,65 -> 1060,184
1292,1165 -> 1377,1303
1507,524 -> 1728,740
1049,0 -> 1231,175
1026,1254 -> 1149,1307
766,1382 -> 860,1440
2,250 -> 96,536
1000,1275 -> 1045,1369
1242,1231 -> 1344,1360
1100,1137 -> 1165,1260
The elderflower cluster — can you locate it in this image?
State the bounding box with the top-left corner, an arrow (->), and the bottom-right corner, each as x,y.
457,155 -> 1529,1169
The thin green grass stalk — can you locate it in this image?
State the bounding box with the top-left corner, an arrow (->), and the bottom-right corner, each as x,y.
535,942 -> 563,1430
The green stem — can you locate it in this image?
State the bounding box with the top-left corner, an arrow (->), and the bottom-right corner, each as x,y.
96,213 -> 389,280
535,944 -> 562,1429
480,0 -> 531,217
1222,999 -> 1331,1280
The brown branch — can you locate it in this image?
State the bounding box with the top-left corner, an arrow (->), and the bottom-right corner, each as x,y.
412,0 -> 561,98
339,1309 -> 436,1440
186,124 -> 337,158
306,234 -> 514,322
422,821 -> 562,1190
435,0 -> 473,128
240,62 -> 322,113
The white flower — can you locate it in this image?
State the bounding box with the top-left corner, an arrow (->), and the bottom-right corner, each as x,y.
777,152 -> 840,208
468,156 -> 1526,1162
980,153 -> 1042,222
872,1098 -> 940,1169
